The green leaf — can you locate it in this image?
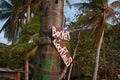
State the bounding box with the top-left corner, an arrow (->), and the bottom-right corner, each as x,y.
11,43 -> 36,55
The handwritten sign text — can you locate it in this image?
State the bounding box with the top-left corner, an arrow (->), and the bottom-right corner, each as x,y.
53,39 -> 72,67
52,26 -> 70,41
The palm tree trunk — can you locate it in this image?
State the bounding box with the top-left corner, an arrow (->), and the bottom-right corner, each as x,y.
103,52 -> 107,79
92,9 -> 106,80
25,55 -> 29,80
25,0 -> 31,80
27,0 -> 30,23
34,0 -> 65,80
92,30 -> 104,80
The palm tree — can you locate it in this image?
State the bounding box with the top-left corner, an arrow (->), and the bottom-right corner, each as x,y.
12,11 -> 40,80
10,33 -> 38,80
0,0 -> 40,43
33,0 -> 65,80
24,1 -> 43,78
1,1 -> 41,80
0,0 -> 25,43
73,0 -> 120,80
25,0 -> 31,79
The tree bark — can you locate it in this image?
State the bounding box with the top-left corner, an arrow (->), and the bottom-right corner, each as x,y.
92,30 -> 104,80
25,55 -> 29,80
27,0 -> 30,23
92,9 -> 107,80
34,0 -> 64,80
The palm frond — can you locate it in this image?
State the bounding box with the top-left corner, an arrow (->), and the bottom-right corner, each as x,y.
66,0 -> 71,9
75,10 -> 101,29
73,3 -> 93,10
106,7 -> 118,24
31,0 -> 43,14
0,17 -> 10,32
94,11 -> 106,44
110,1 -> 120,8
3,18 -> 21,42
18,35 -> 30,43
22,14 -> 40,34
73,2 -> 104,12
30,33 -> 39,39
1,0 -> 12,9
0,10 -> 11,19
73,0 -> 120,44
11,43 -> 36,56
0,0 -> 24,42
27,46 -> 37,57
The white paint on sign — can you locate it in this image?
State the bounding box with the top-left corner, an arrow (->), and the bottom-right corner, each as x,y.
53,39 -> 72,67
52,26 -> 70,41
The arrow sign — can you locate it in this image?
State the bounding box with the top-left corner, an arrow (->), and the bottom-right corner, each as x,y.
52,26 -> 70,41
53,39 -> 72,67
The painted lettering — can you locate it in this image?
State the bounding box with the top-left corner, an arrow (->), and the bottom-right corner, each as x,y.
53,39 -> 72,67
52,26 -> 70,41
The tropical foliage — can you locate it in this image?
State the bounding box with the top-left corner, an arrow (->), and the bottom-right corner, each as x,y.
0,0 -> 25,42
1,0 -> 120,80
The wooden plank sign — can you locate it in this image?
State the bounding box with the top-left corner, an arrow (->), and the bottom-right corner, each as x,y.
53,39 -> 72,67
52,26 -> 70,41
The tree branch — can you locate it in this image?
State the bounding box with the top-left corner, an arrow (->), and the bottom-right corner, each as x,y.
59,32 -> 81,80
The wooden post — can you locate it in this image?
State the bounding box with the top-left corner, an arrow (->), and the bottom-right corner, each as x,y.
16,72 -> 20,80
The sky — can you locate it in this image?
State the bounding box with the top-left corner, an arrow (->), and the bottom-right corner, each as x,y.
64,0 -> 115,19
65,0 -> 80,20
0,19 -> 10,44
0,0 -> 117,44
